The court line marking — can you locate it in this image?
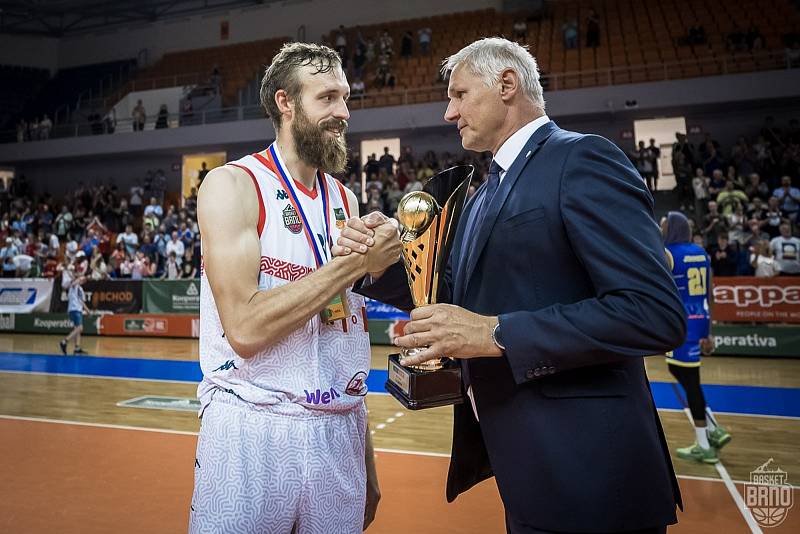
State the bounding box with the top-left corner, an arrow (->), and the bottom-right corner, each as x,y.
4,368 -> 797,420
2,413 -> 798,491
679,407 -> 763,533
658,406 -> 800,422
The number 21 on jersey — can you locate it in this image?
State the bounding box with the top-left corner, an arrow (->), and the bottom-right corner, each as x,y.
687,267 -> 707,296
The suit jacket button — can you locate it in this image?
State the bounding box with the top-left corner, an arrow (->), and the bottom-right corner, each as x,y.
526,369 -> 535,379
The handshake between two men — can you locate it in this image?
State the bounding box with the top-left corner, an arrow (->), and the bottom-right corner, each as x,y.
332,212 -> 504,368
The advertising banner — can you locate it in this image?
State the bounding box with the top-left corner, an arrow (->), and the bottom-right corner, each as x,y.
365,298 -> 409,321
99,314 -> 200,338
713,277 -> 800,324
143,280 -> 201,314
0,279 -> 54,313
711,324 -> 800,357
0,312 -> 100,335
50,280 -> 143,314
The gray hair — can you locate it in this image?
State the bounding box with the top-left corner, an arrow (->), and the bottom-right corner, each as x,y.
441,37 -> 545,110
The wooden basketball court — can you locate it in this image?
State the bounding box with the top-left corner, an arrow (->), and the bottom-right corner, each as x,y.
0,333 -> 797,533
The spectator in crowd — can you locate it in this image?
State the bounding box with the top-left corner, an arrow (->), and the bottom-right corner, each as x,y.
131,250 -> 153,280
750,240 -> 780,277
116,224 -> 139,257
144,196 -> 163,219
54,205 -> 73,239
129,181 -> 144,217
746,25 -> 764,51
163,251 -> 181,280
744,172 -> 770,200
379,147 -> 396,175
379,30 -> 393,57
334,25 -> 347,58
39,114 -> 53,140
742,219 -> 771,250
702,200 -> 728,246
707,169 -> 727,198
181,250 -> 197,278
763,196 -> 789,238
691,167 -> 710,219
351,77 -> 366,98
197,162 -> 210,187
132,100 -> 146,131
89,245 -> 108,280
586,8 -> 600,47
401,30 -> 413,58
166,231 -> 185,266
726,204 -> 747,244
513,19 -> 528,43
155,105 -> 169,129
209,66 -> 222,94
770,223 -> 800,275
634,140 -> 656,191
353,45 -> 367,79
647,138 -> 661,191
716,180 -> 749,215
687,24 -> 707,45
709,234 -> 739,276
773,175 -> 800,221
562,19 -> 578,49
418,27 -> 432,55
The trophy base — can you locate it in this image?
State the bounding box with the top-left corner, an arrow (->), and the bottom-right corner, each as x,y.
385,354 -> 463,410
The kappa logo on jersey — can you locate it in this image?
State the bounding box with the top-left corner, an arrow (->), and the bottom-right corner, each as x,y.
282,204 -> 303,234
334,207 -> 346,229
345,371 -> 368,396
212,359 -> 239,372
276,189 -> 289,200
304,387 -> 340,405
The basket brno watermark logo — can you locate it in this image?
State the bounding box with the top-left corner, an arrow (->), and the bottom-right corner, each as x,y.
744,459 -> 794,528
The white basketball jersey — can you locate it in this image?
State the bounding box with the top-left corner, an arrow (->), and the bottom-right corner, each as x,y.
198,145 -> 371,413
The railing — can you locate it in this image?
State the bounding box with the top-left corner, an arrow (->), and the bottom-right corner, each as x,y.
5,49 -> 796,145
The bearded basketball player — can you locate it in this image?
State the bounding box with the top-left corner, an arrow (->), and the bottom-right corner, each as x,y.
190,42 -> 401,533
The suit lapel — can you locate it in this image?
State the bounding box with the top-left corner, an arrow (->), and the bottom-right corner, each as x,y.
458,121 -> 559,302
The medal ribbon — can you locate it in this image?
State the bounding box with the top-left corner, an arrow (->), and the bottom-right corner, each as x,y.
262,144 -> 331,269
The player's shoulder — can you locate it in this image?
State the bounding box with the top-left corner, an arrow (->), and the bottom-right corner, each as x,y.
325,174 -> 360,217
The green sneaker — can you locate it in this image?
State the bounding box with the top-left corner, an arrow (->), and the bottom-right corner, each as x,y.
676,442 -> 719,464
708,426 -> 732,450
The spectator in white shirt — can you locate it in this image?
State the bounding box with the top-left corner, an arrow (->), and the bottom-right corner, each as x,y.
144,197 -> 163,219
165,231 -> 185,266
770,223 -> 800,274
750,240 -> 781,277
116,224 -> 139,257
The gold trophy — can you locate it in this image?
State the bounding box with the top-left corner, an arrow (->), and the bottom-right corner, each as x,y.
385,165 -> 474,410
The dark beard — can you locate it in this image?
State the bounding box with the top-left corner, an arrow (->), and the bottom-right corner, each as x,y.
291,104 -> 348,174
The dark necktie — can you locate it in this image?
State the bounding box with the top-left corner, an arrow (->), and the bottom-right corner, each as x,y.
464,160 -> 502,265
461,160 -> 502,390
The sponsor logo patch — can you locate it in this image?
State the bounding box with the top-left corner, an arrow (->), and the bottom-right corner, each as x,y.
282,204 -> 303,234
334,207 -> 346,229
276,189 -> 289,200
345,371 -> 368,396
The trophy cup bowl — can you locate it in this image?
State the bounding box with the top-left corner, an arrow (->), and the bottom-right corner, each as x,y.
384,165 -> 474,410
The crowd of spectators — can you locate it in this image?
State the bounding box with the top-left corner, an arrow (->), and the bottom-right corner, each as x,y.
338,146 -> 492,218
331,24 -> 434,98
3,116 -> 797,283
0,170 -> 200,284
656,116 -> 800,277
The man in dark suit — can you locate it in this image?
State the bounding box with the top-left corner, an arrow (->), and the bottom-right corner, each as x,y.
334,37 -> 686,533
